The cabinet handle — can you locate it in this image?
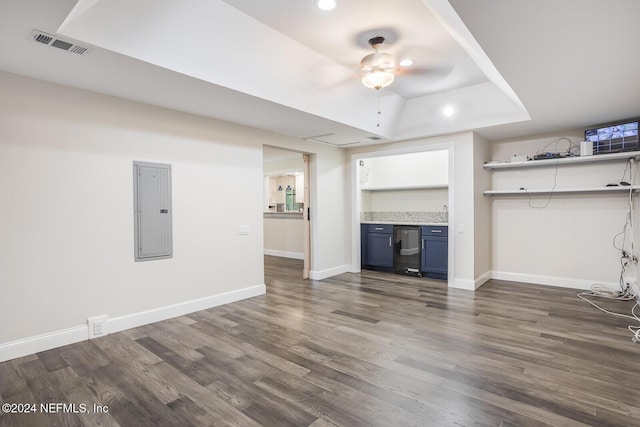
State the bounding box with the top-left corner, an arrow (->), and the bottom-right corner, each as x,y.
389,236 -> 392,247
431,230 -> 442,233
375,227 -> 384,231
422,239 -> 424,250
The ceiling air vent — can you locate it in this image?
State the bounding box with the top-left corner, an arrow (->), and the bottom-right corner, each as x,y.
303,134 -> 354,147
366,136 -> 383,141
30,30 -> 90,56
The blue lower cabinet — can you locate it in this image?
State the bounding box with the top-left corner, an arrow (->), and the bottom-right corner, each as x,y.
362,224 -> 393,270
421,226 -> 448,280
367,232 -> 393,268
362,223 -> 448,279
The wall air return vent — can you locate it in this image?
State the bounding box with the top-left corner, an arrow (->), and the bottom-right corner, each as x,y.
30,30 -> 90,56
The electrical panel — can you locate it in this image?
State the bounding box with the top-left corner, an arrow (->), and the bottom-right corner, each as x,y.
133,161 -> 173,261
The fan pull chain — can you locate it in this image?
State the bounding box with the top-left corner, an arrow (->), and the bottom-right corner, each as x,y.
376,91 -> 381,128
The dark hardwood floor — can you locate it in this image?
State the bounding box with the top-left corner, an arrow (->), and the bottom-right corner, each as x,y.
2,256 -> 640,426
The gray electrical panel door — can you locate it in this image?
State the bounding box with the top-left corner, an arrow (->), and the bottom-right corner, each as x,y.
133,161 -> 173,261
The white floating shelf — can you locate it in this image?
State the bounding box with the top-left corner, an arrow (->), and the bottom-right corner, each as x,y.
484,185 -> 640,197
484,151 -> 640,170
361,184 -> 448,191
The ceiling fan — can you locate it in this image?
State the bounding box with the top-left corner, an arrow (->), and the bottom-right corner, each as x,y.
357,34 -> 453,94
360,36 -> 396,90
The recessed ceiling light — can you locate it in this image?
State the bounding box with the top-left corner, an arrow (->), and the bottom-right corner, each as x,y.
443,106 -> 455,117
316,0 -> 336,11
399,58 -> 414,67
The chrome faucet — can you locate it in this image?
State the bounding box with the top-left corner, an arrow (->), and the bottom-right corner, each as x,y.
443,204 -> 448,213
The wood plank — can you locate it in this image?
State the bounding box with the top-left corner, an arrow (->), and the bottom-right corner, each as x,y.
18,359 -> 84,427
35,348 -> 68,373
147,362 -> 260,426
330,309 -> 380,324
1,255 -> 639,426
134,337 -> 218,387
95,363 -> 188,427
0,388 -> 54,427
0,361 -> 28,399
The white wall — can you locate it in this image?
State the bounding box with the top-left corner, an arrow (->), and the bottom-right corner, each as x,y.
263,155 -> 304,176
450,134 -> 478,289
490,132 -> 637,289
359,150 -> 449,213
309,148 -> 351,278
0,72 -> 351,359
361,189 -> 449,213
263,217 -> 304,259
360,149 -> 448,188
473,133 -> 492,281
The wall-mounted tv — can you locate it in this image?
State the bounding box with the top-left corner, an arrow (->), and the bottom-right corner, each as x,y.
585,120 -> 639,154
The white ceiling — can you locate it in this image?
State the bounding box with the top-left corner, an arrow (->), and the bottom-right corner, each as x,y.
449,0 -> 640,140
0,1 -> 638,145
222,0 -> 489,99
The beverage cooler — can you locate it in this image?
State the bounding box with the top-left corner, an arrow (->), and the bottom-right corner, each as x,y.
393,226 -> 421,276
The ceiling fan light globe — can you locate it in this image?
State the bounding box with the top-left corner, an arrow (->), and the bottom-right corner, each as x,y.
362,69 -> 395,90
360,52 -> 394,69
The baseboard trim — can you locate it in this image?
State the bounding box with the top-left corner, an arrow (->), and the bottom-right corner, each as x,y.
490,271 -> 616,290
452,271 -> 492,291
264,249 -> 304,260
108,284 -> 266,334
452,278 -> 475,291
0,284 -> 266,363
0,326 -> 88,364
475,271 -> 492,289
310,264 -> 351,280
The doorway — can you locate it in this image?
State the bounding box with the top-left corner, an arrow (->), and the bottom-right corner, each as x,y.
263,146 -> 311,279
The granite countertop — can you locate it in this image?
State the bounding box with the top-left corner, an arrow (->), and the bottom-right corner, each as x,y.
361,221 -> 448,226
361,211 -> 447,225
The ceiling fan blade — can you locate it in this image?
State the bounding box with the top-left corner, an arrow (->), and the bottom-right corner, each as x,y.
396,63 -> 454,79
392,44 -> 452,72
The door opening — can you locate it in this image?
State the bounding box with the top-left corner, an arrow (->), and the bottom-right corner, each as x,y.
263,146 -> 311,279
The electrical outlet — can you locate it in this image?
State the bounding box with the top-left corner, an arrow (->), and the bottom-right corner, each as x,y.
87,315 -> 108,339
94,322 -> 103,335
